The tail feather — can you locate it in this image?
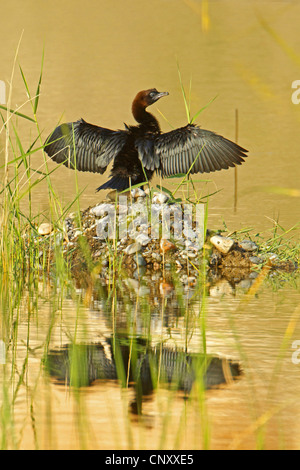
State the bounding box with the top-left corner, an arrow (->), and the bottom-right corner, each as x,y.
96,175 -> 130,192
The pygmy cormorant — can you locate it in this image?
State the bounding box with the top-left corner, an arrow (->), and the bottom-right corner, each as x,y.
44,88 -> 248,191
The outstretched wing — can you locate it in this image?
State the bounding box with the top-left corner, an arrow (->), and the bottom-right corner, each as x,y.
137,124 -> 248,177
44,119 -> 128,174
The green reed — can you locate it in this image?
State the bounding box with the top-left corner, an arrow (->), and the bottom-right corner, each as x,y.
0,50 -> 86,449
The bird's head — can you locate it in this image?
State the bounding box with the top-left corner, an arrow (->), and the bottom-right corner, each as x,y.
135,88 -> 169,108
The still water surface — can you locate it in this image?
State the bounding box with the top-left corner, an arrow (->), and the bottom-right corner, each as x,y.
1,0 -> 300,450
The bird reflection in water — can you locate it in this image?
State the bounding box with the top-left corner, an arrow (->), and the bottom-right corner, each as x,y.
46,336 -> 242,415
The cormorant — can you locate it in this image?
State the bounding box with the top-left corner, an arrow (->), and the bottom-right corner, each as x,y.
44,88 -> 248,191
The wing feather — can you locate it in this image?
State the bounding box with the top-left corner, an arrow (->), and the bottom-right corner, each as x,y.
137,124 -> 248,177
44,119 -> 128,174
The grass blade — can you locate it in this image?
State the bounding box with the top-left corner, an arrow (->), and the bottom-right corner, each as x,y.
176,61 -> 191,123
19,64 -> 31,100
190,95 -> 218,124
34,47 -> 44,114
0,105 -> 35,123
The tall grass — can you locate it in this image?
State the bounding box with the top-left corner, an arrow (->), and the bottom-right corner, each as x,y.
0,49 -> 88,449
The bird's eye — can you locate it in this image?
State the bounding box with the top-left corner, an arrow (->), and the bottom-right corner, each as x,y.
149,92 -> 155,98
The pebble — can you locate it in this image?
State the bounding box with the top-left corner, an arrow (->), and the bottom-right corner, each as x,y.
90,203 -> 113,217
96,216 -> 110,238
175,260 -> 182,269
266,252 -> 277,258
134,233 -> 151,246
183,227 -> 197,240
160,239 -> 176,253
134,253 -> 147,266
131,187 -> 146,199
268,254 -> 279,266
128,215 -> 148,229
185,240 -> 198,250
38,223 -> 53,236
210,235 -> 235,254
209,252 -> 222,267
187,251 -> 197,258
239,240 -> 258,252
152,192 -> 169,204
152,253 -> 162,262
249,256 -> 263,265
124,242 -> 142,255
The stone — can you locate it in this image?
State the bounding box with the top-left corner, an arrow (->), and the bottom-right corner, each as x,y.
239,240 -> 258,252
134,253 -> 147,266
210,235 -> 235,254
96,216 -> 110,239
209,252 -> 222,267
90,203 -> 113,217
249,256 -> 263,265
187,251 -> 197,258
160,239 -> 176,253
183,227 -> 197,240
265,253 -> 279,265
131,187 -> 146,198
185,240 -> 198,249
124,242 -> 142,255
38,223 -> 53,236
152,192 -> 169,204
134,233 -> 151,246
152,253 -> 162,262
74,230 -> 83,238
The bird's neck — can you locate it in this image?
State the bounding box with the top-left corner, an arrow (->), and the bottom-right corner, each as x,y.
132,103 -> 160,132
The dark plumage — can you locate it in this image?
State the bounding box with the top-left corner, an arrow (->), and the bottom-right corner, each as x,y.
44,88 -> 248,191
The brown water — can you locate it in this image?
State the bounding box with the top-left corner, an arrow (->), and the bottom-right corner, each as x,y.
1,0 -> 300,450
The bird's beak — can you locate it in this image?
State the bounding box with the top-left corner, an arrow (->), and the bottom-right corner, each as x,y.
155,91 -> 169,101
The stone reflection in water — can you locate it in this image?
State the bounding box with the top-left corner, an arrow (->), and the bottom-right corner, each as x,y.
46,336 -> 242,415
